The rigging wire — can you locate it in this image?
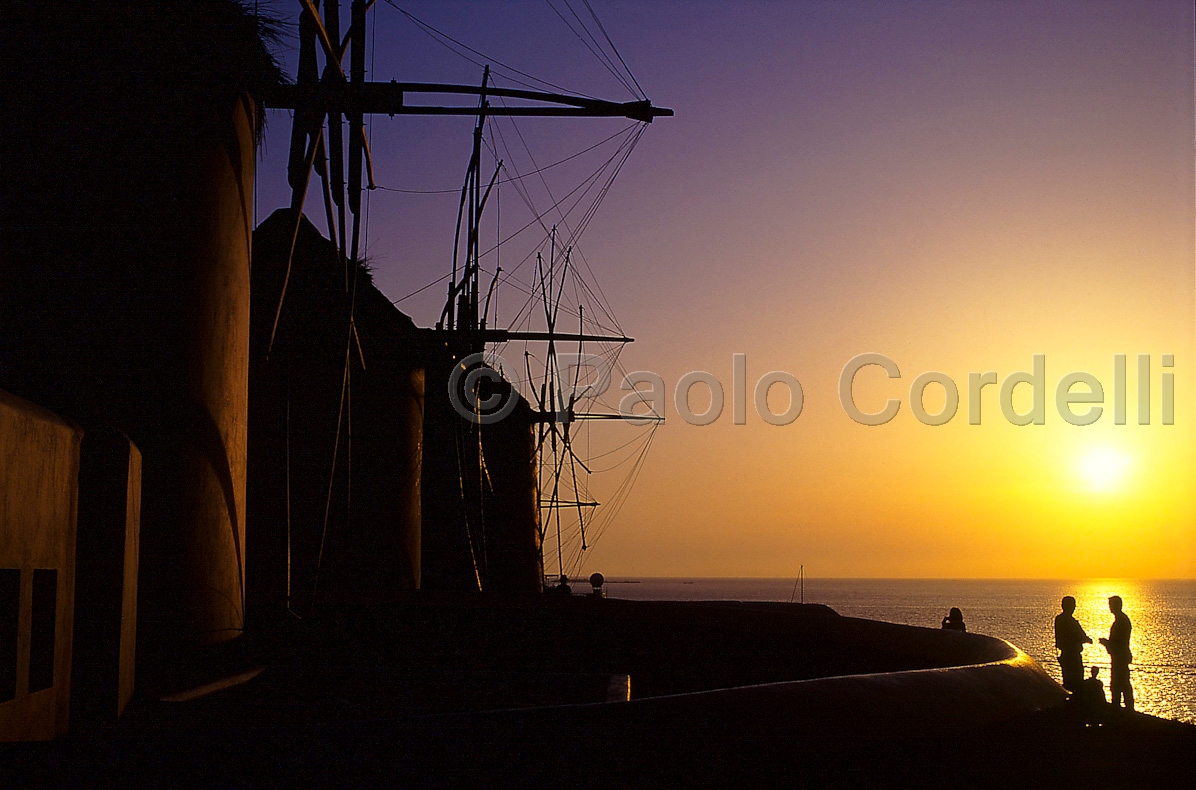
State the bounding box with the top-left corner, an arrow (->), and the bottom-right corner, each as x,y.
545,0 -> 639,99
393,272 -> 450,304
581,0 -> 646,99
383,0 -> 597,99
372,123 -> 635,194
483,113 -> 642,333
446,109 -> 630,326
452,127 -> 640,319
561,0 -> 634,96
489,107 -> 640,332
582,425 -> 656,469
312,340 -> 351,605
574,423 -> 658,572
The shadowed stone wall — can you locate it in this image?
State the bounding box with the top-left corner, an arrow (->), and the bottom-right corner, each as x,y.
0,390 -> 81,741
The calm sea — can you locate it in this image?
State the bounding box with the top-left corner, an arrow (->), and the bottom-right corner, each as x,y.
603,578 -> 1196,725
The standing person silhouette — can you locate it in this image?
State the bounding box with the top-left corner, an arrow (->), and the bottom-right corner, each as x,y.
1099,595 -> 1134,711
1054,596 -> 1092,693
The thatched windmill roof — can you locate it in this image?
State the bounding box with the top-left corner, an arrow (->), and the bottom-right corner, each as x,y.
251,208 -> 427,361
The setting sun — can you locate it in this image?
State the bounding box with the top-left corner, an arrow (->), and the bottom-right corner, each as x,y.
1080,449 -> 1132,492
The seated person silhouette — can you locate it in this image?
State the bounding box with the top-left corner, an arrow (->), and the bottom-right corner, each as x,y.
1077,666 -> 1109,724
552,574 -> 572,595
941,607 -> 966,631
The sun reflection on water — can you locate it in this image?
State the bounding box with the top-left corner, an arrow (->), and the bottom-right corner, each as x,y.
1053,580 -> 1192,721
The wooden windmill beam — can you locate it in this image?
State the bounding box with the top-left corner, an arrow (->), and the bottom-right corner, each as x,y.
299,0 -> 346,80
264,82 -> 672,123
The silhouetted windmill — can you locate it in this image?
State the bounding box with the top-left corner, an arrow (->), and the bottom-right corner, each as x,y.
259,1 -> 670,590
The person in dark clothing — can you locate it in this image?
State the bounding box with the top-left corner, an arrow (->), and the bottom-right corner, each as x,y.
941,607 -> 966,631
1099,595 -> 1134,710
1054,596 -> 1092,693
1078,666 -> 1109,725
